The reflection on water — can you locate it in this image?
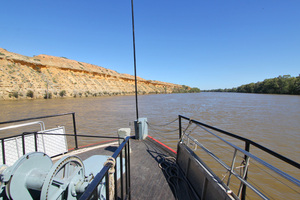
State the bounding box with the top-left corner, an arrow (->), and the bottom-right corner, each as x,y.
0,93 -> 299,198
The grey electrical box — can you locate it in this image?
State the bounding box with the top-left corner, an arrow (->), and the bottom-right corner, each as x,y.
134,118 -> 148,140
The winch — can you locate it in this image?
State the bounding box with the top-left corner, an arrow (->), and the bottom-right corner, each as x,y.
0,152 -> 115,200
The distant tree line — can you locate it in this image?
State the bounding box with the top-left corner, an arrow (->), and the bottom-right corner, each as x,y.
173,85 -> 201,93
203,75 -> 300,95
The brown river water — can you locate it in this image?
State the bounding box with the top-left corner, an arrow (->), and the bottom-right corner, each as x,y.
0,92 -> 299,199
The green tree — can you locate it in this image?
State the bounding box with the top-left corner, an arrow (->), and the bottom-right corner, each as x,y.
10,91 -> 19,98
277,75 -> 290,94
189,87 -> 201,93
287,77 -> 296,94
59,90 -> 66,97
294,75 -> 300,95
244,83 -> 255,93
44,92 -> 52,99
206,74 -> 300,95
26,90 -> 34,98
237,85 -> 246,93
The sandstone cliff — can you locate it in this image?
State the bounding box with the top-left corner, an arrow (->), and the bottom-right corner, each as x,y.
0,48 -> 185,100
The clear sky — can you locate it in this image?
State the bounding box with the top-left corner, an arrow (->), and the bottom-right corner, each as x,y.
1,0 -> 299,90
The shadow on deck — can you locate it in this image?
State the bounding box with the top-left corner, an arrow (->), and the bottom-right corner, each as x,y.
130,137 -> 197,200
58,137 -> 197,200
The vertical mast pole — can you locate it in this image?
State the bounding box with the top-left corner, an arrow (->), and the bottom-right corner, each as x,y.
131,0 -> 139,120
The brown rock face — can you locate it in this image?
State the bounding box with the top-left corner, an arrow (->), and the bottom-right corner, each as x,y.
0,48 -> 183,100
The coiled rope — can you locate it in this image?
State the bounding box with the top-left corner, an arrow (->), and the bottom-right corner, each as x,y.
158,156 -> 198,200
103,157 -> 116,200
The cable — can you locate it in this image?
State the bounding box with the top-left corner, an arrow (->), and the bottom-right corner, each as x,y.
148,125 -> 179,133
147,118 -> 178,127
150,129 -> 177,141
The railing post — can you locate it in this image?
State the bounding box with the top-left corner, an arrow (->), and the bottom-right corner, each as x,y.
2,140 -> 5,164
227,149 -> 238,186
125,142 -> 129,197
241,141 -> 250,200
106,172 -> 110,200
72,113 -> 78,149
178,115 -> 182,139
34,132 -> 38,152
22,133 -> 26,155
128,140 -> 131,200
120,149 -> 124,200
114,160 -> 118,200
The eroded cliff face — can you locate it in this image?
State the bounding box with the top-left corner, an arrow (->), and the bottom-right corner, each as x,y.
0,48 -> 184,100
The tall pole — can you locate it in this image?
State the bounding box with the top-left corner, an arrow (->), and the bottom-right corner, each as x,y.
131,0 -> 139,120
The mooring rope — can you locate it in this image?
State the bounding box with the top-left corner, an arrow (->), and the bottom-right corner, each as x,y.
103,157 -> 116,200
148,125 -> 179,133
147,118 -> 178,127
182,119 -> 193,136
147,118 -> 179,140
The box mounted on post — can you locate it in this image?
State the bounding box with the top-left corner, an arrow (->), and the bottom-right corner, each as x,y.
134,118 -> 148,140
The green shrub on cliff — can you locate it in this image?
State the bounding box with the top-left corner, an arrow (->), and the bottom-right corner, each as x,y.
9,91 -> 19,98
26,90 -> 34,98
44,92 -> 52,99
59,90 -> 66,97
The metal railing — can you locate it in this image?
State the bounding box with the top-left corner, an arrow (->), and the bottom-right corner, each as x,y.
0,131 -> 122,164
79,136 -> 132,200
0,112 -> 79,149
0,121 -> 46,132
178,115 -> 300,200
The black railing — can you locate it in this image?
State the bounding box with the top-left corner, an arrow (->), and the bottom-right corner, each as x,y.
0,131 -> 121,164
178,115 -> 300,200
0,112 -> 79,149
178,115 -> 300,169
79,136 -> 132,200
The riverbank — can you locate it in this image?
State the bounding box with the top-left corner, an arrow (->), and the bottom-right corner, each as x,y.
0,48 -> 187,100
0,91 -> 155,101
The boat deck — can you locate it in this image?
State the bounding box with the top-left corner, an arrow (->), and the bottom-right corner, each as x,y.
130,137 -> 176,200
55,137 -> 197,200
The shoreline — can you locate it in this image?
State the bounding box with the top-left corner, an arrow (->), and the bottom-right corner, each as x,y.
0,92 -> 199,101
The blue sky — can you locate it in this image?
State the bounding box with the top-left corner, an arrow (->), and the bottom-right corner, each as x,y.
1,0 -> 299,90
